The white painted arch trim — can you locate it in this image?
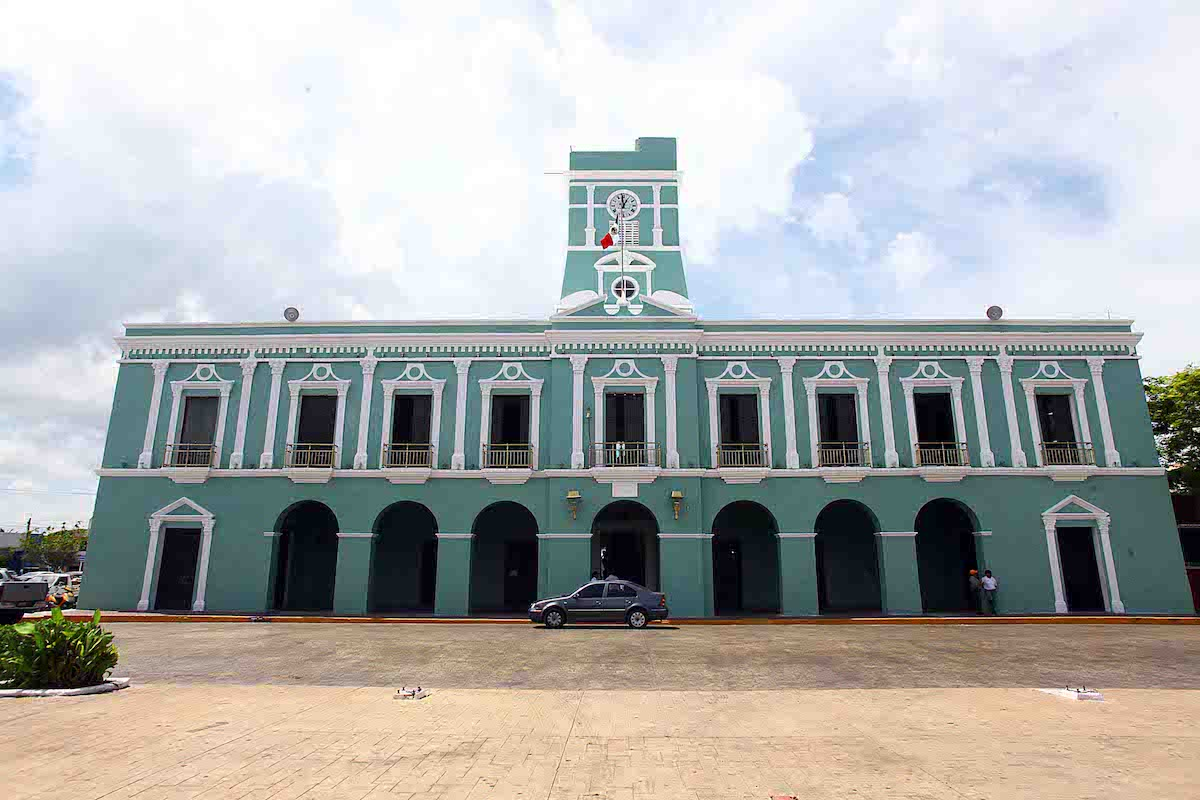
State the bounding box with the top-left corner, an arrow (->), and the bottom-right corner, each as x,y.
285,363 -> 351,468
899,361 -> 968,467
706,361 -> 773,468
166,364 -> 234,468
478,363 -> 544,469
379,362 -> 447,471
1041,494 -> 1124,614
138,497 -> 215,612
802,361 -> 872,469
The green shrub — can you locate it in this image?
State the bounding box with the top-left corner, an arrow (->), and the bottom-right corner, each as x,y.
0,608 -> 119,689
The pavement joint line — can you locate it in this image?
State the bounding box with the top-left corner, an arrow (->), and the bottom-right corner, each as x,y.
546,689 -> 585,800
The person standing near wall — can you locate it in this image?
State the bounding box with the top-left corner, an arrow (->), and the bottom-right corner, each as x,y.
968,570 -> 982,614
981,570 -> 999,615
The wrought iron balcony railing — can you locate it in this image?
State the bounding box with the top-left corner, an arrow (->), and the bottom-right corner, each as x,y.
591,442 -> 660,468
817,441 -> 870,467
163,443 -> 215,468
916,442 -> 970,467
383,442 -> 433,468
716,442 -> 768,468
483,442 -> 533,469
286,443 -> 337,468
1041,441 -> 1095,466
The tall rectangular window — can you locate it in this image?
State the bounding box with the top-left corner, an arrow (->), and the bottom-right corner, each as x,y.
491,395 -> 530,444
719,394 -> 760,444
818,394 -> 859,442
605,393 -> 645,442
297,395 -> 337,444
179,396 -> 218,445
914,392 -> 956,443
391,395 -> 432,444
1036,394 -> 1076,443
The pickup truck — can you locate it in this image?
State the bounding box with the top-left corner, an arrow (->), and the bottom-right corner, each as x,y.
0,577 -> 51,624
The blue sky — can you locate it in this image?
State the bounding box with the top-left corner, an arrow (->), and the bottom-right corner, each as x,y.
1,1 -> 1197,526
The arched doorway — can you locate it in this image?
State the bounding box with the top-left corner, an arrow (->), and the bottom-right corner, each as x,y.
591,501 -> 659,589
470,502 -> 538,612
272,501 -> 338,611
815,500 -> 882,613
915,499 -> 979,612
371,502 -> 438,613
712,501 -> 780,614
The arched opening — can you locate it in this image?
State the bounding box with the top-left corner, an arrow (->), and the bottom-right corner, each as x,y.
711,501 -> 780,615
470,502 -> 539,613
272,501 -> 338,611
591,501 -> 659,589
371,502 -> 439,613
815,500 -> 882,613
915,499 -> 979,613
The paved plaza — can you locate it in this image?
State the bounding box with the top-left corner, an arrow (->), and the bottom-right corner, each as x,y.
4,623 -> 1200,799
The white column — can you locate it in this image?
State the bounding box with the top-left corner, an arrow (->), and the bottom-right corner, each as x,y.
137,518 -> 162,611
212,385 -> 232,467
165,383 -> 184,463
645,384 -> 657,452
380,384 -> 396,467
902,383 -> 919,465
804,378 -> 819,467
451,358 -> 471,469
229,355 -> 257,469
855,381 -> 872,466
1097,516 -> 1125,613
570,355 -> 588,469
1024,385 -> 1043,466
259,359 -> 286,469
333,384 -> 349,468
594,383 -> 605,466
874,355 -> 899,467
707,384 -> 720,467
1072,381 -> 1094,451
191,519 -> 214,612
585,185 -> 596,247
950,382 -> 968,464
758,384 -> 773,467
997,348 -> 1028,467
1044,518 -> 1069,613
430,383 -> 445,468
661,355 -> 680,468
284,384 -> 301,462
353,352 -> 377,469
777,357 -> 800,469
1086,357 -> 1121,466
530,386 -> 542,469
478,385 -> 492,468
965,357 -> 995,467
652,184 -> 664,246
139,360 -> 170,468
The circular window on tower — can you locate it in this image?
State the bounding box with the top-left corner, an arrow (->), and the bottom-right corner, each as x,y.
611,276 -> 640,303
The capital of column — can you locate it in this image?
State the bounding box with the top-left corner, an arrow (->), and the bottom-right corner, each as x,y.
570,355 -> 589,373
996,347 -> 1014,374
873,353 -> 893,372
148,518 -> 163,535
661,354 -> 679,374
1086,356 -> 1105,375
269,359 -> 287,377
965,356 -> 985,375
240,355 -> 258,378
776,355 -> 797,373
360,351 -> 379,376
201,520 -> 214,535
152,360 -> 170,378
454,357 -> 471,376
1097,515 -> 1111,535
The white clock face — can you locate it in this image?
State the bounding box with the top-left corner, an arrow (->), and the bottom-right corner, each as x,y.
606,190 -> 641,220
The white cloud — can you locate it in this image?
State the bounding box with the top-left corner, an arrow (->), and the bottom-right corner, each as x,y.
803,192 -> 866,253
882,231 -> 942,290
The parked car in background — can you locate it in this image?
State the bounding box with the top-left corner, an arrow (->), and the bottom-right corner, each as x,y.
529,579 -> 668,628
0,576 -> 51,623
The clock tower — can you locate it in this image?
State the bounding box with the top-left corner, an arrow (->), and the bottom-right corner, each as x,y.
555,137 -> 693,318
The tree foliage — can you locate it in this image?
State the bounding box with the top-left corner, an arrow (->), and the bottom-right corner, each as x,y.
1145,364 -> 1200,493
22,527 -> 88,571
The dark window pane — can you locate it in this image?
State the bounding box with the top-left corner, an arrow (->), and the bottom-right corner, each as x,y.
819,394 -> 859,442
914,392 -> 956,442
605,393 -> 645,442
719,394 -> 760,444
392,395 -> 432,443
577,583 -> 605,598
1181,530 -> 1200,565
608,583 -> 636,597
298,395 -> 337,443
491,395 -> 530,444
1036,394 -> 1076,443
179,396 -> 218,444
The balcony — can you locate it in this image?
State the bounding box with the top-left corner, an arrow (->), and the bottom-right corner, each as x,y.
383,442 -> 433,468
591,442 -> 660,468
716,443 -> 768,468
817,441 -> 870,467
916,442 -> 969,467
286,443 -> 337,468
164,443 -> 215,468
1041,442 -> 1095,467
483,442 -> 533,469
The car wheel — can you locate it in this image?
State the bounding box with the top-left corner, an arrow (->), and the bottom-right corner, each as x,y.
0,610 -> 24,625
626,608 -> 648,629
543,608 -> 566,629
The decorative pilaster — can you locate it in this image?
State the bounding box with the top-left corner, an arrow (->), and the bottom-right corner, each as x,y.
707,383 -> 720,467
570,355 -> 588,469
1071,380 -> 1094,452
902,383 -> 918,465
594,382 -> 605,466
777,357 -> 800,469
758,384 -> 773,467
874,354 -> 899,467
353,351 -> 378,469
479,384 -> 493,467
259,359 -> 286,469
138,360 -> 170,468
191,519 -> 214,611
804,378 -> 819,467
213,384 -> 232,467
965,357 -> 995,467
652,184 -> 664,246
136,518 -> 162,611
585,185 -> 596,247
997,347 -> 1028,467
1043,519 -> 1069,612
229,355 -> 257,468
1086,357 -> 1121,466
855,381 -> 872,466
530,385 -> 543,469
661,355 -> 680,468
1097,516 -> 1125,613
451,358 -> 471,469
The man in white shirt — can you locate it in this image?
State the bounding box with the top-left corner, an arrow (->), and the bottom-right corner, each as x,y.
981,570 -> 999,615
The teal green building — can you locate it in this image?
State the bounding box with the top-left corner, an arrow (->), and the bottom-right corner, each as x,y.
81,137 -> 1193,618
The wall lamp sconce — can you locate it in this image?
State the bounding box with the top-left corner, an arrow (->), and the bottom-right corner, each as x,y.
566,489 -> 582,520
670,489 -> 684,520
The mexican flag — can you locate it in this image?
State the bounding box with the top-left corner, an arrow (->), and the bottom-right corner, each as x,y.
600,223 -> 619,249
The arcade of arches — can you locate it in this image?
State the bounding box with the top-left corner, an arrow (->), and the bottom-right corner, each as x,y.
265,497 -> 988,617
